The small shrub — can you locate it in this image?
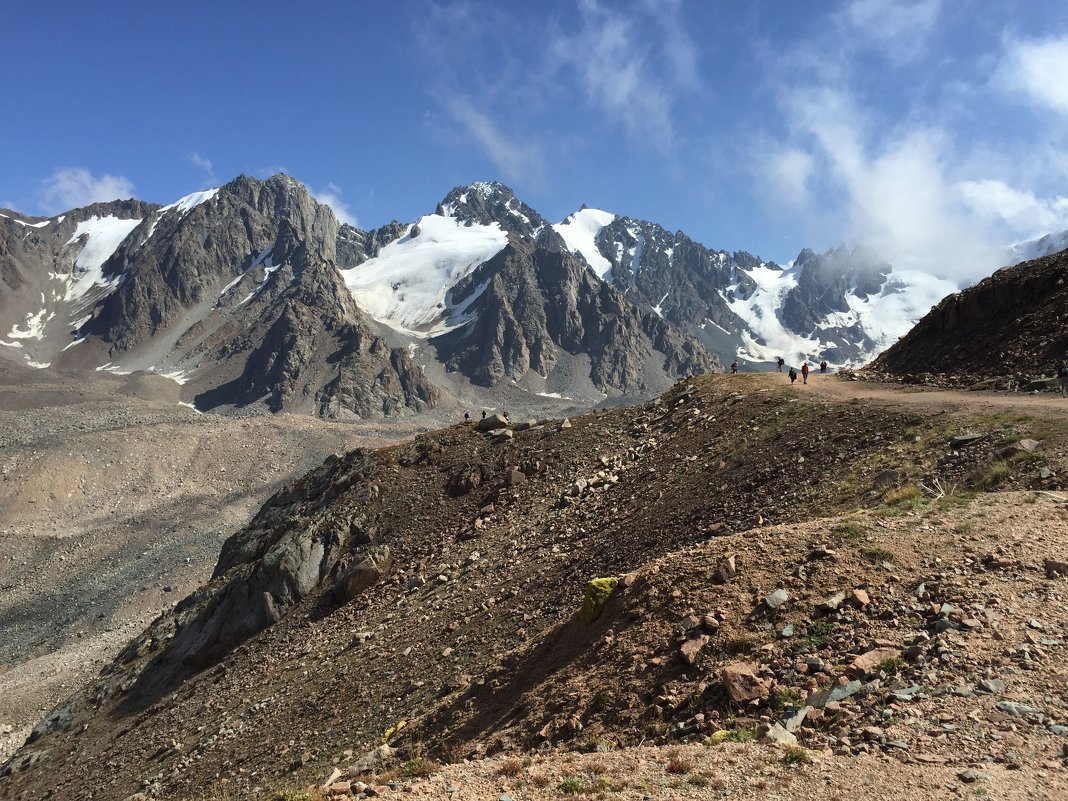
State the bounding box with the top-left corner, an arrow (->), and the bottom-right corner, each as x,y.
665,755 -> 693,775
529,772 -> 551,788
497,757 -> 524,777
804,621 -> 834,648
723,634 -> 755,655
586,758 -> 609,776
399,757 -> 439,779
876,656 -> 905,675
770,687 -> 805,710
559,776 -> 588,794
782,745 -> 811,766
708,727 -> 755,744
972,460 -> 1011,489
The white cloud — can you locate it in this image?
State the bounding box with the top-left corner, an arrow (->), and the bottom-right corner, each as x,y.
443,96 -> 544,185
37,168 -> 136,214
188,152 -> 217,185
549,0 -> 677,149
311,183 -> 359,228
837,0 -> 941,63
958,179 -> 1068,236
996,35 -> 1068,115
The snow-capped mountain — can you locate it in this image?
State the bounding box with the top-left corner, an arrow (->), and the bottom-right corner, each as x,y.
1004,228 -> 1068,265
5,175 -> 1062,419
0,178 -> 714,418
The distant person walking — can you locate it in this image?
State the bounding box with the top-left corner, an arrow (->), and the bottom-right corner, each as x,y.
820,360 -> 828,374
788,367 -> 797,384
776,357 -> 785,372
801,362 -> 809,384
1058,361 -> 1068,396
731,361 -> 739,374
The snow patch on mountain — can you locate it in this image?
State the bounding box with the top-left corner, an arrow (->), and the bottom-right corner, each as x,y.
64,216 -> 142,301
160,188 -> 220,218
339,214 -> 508,336
554,208 -> 616,279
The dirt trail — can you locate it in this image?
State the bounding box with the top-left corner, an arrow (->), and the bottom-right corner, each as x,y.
752,372 -> 1068,417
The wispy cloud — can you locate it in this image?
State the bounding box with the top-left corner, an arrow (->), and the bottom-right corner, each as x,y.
836,0 -> 942,63
37,167 -> 135,214
995,34 -> 1068,115
188,152 -> 217,186
443,95 -> 545,186
548,0 -> 679,149
311,183 -> 359,228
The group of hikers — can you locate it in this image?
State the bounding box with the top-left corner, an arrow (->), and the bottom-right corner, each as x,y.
729,357 -> 829,384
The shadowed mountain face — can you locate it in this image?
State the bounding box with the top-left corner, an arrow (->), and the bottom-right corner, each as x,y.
868,248 -> 1068,385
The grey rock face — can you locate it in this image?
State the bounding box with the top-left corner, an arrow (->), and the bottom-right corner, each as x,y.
434,228 -> 718,394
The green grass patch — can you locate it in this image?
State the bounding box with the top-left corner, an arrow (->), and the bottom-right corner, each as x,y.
971,460 -> 1012,489
876,656 -> 906,675
830,519 -> 868,541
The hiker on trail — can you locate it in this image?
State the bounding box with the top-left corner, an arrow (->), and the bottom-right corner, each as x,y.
801,362 -> 809,384
481,410 -> 487,419
776,357 -> 785,372
788,367 -> 797,384
731,361 -> 739,374
1058,361 -> 1068,396
820,360 -> 828,374
464,411 -> 470,422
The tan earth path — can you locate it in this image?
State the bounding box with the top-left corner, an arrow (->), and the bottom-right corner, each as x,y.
756,371 -> 1068,418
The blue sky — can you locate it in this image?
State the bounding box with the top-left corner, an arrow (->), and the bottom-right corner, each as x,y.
2,0 -> 1067,277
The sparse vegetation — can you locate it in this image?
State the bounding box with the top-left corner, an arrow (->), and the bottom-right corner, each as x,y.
804,620 -> 834,648
830,519 -> 868,541
972,460 -> 1012,489
708,727 -> 756,744
882,484 -> 923,505
770,686 -> 806,710
863,546 -> 895,563
401,757 -> 440,778
876,656 -> 906,674
782,745 -> 812,766
665,753 -> 693,774
559,776 -> 588,794
497,756 -> 524,777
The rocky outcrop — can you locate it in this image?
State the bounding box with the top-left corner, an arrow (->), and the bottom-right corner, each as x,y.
868,248 -> 1068,384
434,227 -> 717,394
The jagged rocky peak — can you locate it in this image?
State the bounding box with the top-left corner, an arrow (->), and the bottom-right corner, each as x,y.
780,244 -> 893,336
436,181 -> 548,236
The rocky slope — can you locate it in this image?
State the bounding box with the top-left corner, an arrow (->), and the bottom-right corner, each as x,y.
866,248 -> 1068,387
3,374 -> 1067,800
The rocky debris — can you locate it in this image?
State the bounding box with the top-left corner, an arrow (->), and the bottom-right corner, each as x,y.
5,375 -> 1068,799
1045,558 -> 1068,578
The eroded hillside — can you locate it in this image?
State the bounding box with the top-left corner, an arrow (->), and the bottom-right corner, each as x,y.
3,374 -> 1068,800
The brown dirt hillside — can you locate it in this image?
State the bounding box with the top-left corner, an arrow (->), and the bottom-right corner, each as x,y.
2,374 -> 1068,800
867,248 -> 1068,387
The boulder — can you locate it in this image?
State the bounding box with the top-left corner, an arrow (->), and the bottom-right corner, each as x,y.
848,647 -> 901,678
680,635 -> 709,666
720,662 -> 768,704
335,546 -> 394,603
477,414 -> 511,432
712,554 -> 737,584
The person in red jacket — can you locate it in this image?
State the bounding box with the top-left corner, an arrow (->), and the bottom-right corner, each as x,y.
801,362 -> 809,384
